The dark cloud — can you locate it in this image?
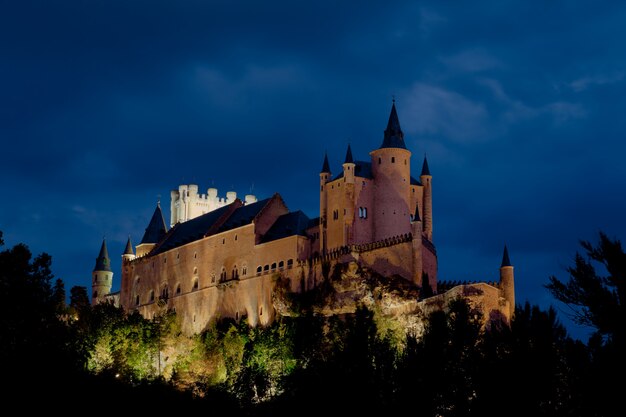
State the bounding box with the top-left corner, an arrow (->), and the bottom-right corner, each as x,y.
2,0 -> 625,341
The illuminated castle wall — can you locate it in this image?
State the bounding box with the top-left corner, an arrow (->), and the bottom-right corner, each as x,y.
92,102 -> 515,335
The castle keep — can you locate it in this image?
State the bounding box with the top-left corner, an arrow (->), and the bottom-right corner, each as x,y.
92,102 -> 515,335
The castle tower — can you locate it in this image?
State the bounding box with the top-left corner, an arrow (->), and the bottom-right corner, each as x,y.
499,244 -> 515,320
92,238 -> 113,305
136,202 -> 168,257
122,235 -> 135,263
342,144 -> 356,245
319,151 -> 331,254
369,100 -> 412,241
411,202 -> 425,287
420,155 -> 433,241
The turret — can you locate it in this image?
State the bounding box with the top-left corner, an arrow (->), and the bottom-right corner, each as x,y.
420,155 -> 433,241
499,244 -> 515,320
136,202 -> 168,257
319,151 -> 331,253
369,100 -> 412,241
411,202 -> 424,287
342,144 -> 356,245
122,235 -> 135,262
92,238 -> 113,305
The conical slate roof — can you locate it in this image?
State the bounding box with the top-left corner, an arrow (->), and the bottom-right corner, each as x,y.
140,203 -> 168,244
320,152 -> 331,173
421,155 -> 431,176
413,202 -> 421,222
501,245 -> 512,267
123,236 -> 134,255
344,144 -> 354,164
379,101 -> 406,149
94,238 -> 111,272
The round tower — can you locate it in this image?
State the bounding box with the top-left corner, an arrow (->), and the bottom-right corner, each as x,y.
319,151 -> 331,254
370,101 -> 412,241
499,244 -> 515,321
342,144 -> 356,245
420,155 -> 433,241
92,238 -> 113,305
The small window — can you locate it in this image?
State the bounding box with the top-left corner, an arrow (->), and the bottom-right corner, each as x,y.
193,279 -> 199,290
271,262 -> 277,270
264,265 -> 269,271
211,273 -> 216,283
222,238 -> 225,244
235,235 -> 238,241
363,208 -> 368,219
220,268 -> 227,281
257,266 -> 262,274
391,157 -> 395,163
135,295 -> 139,305
177,253 -> 180,259
164,258 -> 167,264
194,252 -> 197,259
278,260 -> 284,269
193,267 -> 198,275
176,284 -> 181,295
93,291 -> 98,298
287,259 -> 293,266
150,290 -> 155,301
242,265 -> 247,276
378,157 -> 381,164
259,306 -> 263,316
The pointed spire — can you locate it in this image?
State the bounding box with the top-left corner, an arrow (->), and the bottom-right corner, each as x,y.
344,144 -> 354,164
380,100 -> 406,149
320,151 -> 331,173
501,245 -> 512,267
124,236 -> 134,255
421,154 -> 431,176
140,202 -> 168,244
413,202 -> 421,222
94,238 -> 112,272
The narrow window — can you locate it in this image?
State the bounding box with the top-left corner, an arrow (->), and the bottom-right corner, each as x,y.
235,235 -> 238,241
176,284 -> 181,295
211,273 -> 216,283
193,267 -> 198,275
150,290 -> 155,301
135,295 -> 139,305
378,157 -> 381,164
193,279 -> 199,290
391,157 -> 395,163
259,306 -> 263,316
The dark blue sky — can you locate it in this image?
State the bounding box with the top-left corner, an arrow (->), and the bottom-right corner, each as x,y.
2,1 -> 625,340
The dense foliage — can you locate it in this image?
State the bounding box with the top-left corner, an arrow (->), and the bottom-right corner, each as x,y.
0,230 -> 622,416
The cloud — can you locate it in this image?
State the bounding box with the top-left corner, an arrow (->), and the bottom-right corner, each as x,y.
401,83 -> 489,142
569,72 -> 625,92
440,48 -> 503,73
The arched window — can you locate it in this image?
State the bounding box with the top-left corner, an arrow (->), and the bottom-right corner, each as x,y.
271,262 -> 277,270
287,259 -> 293,267
391,156 -> 395,163
232,266 -> 238,280
363,207 -> 368,219
211,273 -> 216,283
192,279 -> 199,290
278,260 -> 284,269
220,268 -> 227,281
256,266 -> 262,274
242,265 -> 247,276
176,284 -> 181,295
149,290 -> 155,301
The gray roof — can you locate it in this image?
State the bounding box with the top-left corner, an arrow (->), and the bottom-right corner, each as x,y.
501,245 -> 512,267
321,152 -> 331,173
344,144 -> 354,164
421,156 -> 431,176
261,210 -> 311,243
379,101 -> 407,149
151,197 -> 274,255
123,236 -> 134,255
140,203 -> 168,244
333,160 -> 373,181
94,239 -> 111,272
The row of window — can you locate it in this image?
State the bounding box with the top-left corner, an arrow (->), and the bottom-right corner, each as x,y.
331,207 -> 369,220
133,259 -> 294,306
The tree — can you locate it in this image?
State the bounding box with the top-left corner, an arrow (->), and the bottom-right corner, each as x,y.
545,231 -> 625,346
545,231 -> 625,417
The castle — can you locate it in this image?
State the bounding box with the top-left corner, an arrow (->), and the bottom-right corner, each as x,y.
91,102 -> 515,335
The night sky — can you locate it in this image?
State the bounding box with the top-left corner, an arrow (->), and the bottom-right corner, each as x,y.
3,1 -> 626,340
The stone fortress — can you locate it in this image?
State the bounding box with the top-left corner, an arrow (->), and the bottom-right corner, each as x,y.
91,102 -> 515,335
